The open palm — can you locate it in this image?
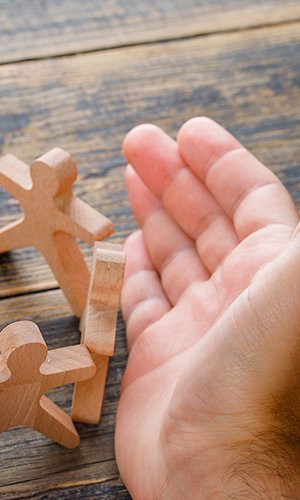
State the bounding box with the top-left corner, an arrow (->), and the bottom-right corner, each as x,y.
115,118 -> 300,498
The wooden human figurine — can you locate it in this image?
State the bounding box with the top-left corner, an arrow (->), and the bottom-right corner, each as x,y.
72,242 -> 125,424
0,149 -> 114,316
0,321 -> 96,448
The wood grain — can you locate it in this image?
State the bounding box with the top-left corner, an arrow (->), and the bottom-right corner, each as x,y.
0,320 -> 96,448
72,242 -> 125,424
4,479 -> 132,499
1,0 -> 300,64
0,4 -> 300,497
0,289 -> 128,494
0,148 -> 113,316
0,22 -> 300,299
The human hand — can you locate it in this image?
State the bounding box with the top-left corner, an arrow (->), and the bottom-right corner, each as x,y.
116,118 -> 300,498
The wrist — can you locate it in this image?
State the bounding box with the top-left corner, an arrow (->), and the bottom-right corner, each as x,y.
160,427 -> 300,499
222,429 -> 300,499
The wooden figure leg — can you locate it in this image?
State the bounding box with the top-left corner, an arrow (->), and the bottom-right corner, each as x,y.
0,219 -> 29,253
42,232 -> 90,317
72,354 -> 109,424
34,396 -> 80,449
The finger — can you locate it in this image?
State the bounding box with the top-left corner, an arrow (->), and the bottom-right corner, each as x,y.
125,165 -> 209,304
123,124 -> 239,272
121,230 -> 171,350
177,117 -> 300,240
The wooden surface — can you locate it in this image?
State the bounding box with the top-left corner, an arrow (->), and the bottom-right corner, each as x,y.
0,1 -> 299,497
1,0 -> 300,64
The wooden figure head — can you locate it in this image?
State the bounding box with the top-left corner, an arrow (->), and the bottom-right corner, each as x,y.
0,321 -> 48,383
30,148 -> 78,200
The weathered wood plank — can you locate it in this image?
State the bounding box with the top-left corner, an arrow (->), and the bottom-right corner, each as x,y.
2,479 -> 131,500
0,0 -> 300,64
0,22 -> 300,298
0,16 -> 299,499
0,289 -> 128,495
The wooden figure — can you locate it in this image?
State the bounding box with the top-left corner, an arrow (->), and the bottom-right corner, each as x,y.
72,242 -> 125,424
0,320 -> 96,448
0,149 -> 114,316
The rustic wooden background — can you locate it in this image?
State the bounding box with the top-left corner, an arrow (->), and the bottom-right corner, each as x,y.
0,1 -> 300,498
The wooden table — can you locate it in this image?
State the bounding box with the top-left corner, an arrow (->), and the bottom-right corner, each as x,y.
0,1 -> 299,497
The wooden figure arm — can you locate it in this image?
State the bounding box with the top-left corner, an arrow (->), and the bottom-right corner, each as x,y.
83,306 -> 119,357
0,154 -> 32,199
62,197 -> 114,245
0,218 -> 29,253
41,344 -> 96,391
